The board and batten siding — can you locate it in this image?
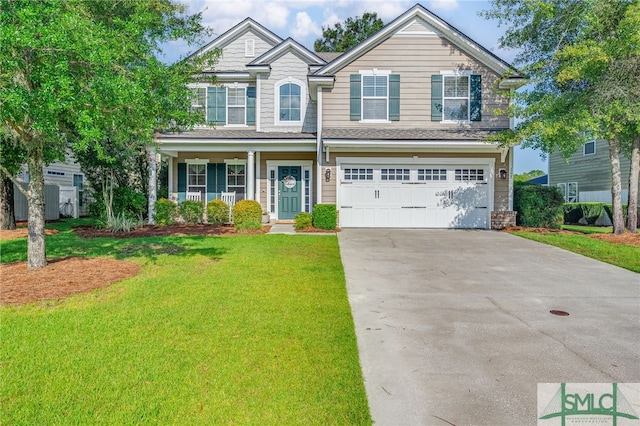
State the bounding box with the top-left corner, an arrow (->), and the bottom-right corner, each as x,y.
322,34 -> 509,129
548,139 -> 631,193
214,30 -> 277,72
259,51 -> 316,133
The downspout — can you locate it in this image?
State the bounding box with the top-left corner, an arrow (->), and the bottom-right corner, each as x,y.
316,86 -> 323,205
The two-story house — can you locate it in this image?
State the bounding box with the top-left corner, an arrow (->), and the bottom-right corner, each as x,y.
549,140 -> 632,203
151,4 -> 524,229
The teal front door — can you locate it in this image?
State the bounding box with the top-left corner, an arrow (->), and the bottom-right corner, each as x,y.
278,166 -> 301,220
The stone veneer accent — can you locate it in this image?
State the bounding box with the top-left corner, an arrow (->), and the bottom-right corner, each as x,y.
491,211 -> 517,230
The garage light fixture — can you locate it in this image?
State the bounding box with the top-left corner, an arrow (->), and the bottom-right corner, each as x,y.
325,168 -> 331,182
499,168 -> 507,179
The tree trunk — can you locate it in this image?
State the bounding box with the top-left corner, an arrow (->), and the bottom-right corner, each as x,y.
26,144 -> 47,269
0,174 -> 17,230
608,138 -> 625,235
626,136 -> 639,233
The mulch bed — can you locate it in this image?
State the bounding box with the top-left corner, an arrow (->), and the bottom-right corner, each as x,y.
0,257 -> 140,306
503,226 -> 640,246
72,223 -> 271,238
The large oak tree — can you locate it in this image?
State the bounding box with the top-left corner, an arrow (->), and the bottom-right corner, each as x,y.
484,0 -> 640,234
0,0 -> 217,268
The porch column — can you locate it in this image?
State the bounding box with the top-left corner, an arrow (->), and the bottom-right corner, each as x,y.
147,146 -> 157,224
247,150 -> 255,201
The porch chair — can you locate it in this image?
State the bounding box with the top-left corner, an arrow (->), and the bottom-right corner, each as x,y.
220,191 -> 236,222
186,191 -> 202,202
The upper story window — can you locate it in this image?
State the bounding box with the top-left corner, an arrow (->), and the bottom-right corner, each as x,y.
190,87 -> 206,122
362,75 -> 388,121
279,83 -> 301,121
443,75 -> 470,121
583,140 -> 596,155
275,78 -> 305,126
431,73 -> 481,122
350,71 -> 399,122
227,87 -> 246,126
245,39 -> 255,57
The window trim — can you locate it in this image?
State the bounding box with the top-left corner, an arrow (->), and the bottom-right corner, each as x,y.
225,83 -> 248,127
567,182 -> 578,202
441,71 -> 472,123
185,161 -> 208,198
359,69 -> 391,123
583,140 -> 596,156
188,83 -> 209,126
274,78 -> 305,126
224,158 -> 247,199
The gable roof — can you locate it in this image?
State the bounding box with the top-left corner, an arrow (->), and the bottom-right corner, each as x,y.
248,38 -> 326,67
315,3 -> 520,77
186,17 -> 283,60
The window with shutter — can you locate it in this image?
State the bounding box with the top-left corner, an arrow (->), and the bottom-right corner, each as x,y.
435,73 -> 482,122
350,71 -> 398,122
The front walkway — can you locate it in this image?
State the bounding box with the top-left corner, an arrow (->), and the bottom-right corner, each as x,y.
338,229 -> 640,425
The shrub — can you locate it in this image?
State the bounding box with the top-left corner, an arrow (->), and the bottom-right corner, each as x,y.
104,212 -> 142,233
312,204 -> 337,230
604,203 -> 631,224
88,186 -> 146,220
563,203 -> 605,224
513,184 -> 564,228
153,198 -> 178,226
207,199 -> 230,226
294,212 -> 313,230
232,200 -> 262,231
179,200 -> 204,225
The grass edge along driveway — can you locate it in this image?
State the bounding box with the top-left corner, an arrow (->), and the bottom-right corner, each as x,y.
507,227 -> 640,273
1,223 -> 372,425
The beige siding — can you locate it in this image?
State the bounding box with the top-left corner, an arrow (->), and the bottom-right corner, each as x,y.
323,34 -> 510,129
259,51 -> 316,133
549,140 -> 631,193
214,30 -> 277,72
321,152 -> 510,211
42,159 -> 84,187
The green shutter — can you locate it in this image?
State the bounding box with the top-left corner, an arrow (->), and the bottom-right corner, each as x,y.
246,86 -> 256,125
216,163 -> 226,193
207,87 -> 226,125
389,74 -> 400,121
431,75 -> 442,121
178,163 -> 187,193
470,75 -> 482,121
206,163 -> 216,201
350,74 -> 361,121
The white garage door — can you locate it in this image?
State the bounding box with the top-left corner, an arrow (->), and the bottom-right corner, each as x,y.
339,165 -> 490,228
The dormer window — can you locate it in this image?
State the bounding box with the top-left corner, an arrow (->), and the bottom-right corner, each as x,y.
245,39 -> 255,57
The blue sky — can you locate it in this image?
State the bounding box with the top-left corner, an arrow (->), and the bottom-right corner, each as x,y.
163,0 -> 547,174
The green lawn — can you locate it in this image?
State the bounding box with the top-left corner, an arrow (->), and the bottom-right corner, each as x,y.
1,220 -> 371,425
509,229 -> 640,273
561,224 -> 617,234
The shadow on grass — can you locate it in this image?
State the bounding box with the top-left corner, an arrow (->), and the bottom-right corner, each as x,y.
1,220 -> 228,264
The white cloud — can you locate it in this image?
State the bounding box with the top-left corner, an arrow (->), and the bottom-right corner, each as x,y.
428,0 -> 459,11
322,11 -> 341,28
291,11 -> 322,39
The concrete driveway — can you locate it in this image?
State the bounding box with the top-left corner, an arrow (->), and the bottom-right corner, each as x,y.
338,229 -> 640,426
